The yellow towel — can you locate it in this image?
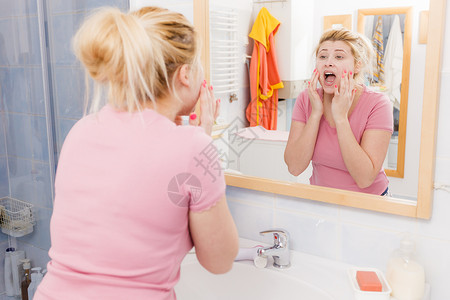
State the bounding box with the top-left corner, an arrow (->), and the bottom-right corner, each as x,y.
248,7 -> 280,52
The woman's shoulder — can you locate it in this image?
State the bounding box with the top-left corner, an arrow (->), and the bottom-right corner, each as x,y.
295,87 -> 316,105
175,124 -> 210,140
299,88 -> 309,97
297,87 -> 324,98
359,86 -> 391,108
172,124 -> 214,151
361,86 -> 390,101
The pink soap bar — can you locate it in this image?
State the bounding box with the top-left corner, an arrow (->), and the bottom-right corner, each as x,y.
356,270 -> 382,292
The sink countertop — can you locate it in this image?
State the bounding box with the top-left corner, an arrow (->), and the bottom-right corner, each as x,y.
183,238 -> 354,299
182,238 -> 431,300
240,238 -> 355,299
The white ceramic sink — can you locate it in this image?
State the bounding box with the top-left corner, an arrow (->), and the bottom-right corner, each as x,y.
175,238 -> 432,300
175,238 -> 355,300
176,260 -> 334,300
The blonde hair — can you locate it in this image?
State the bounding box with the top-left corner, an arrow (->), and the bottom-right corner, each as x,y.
72,6 -> 201,114
314,28 -> 374,84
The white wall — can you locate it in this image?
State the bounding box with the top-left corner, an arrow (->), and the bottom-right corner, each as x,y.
227,2 -> 450,299
252,1 -> 315,81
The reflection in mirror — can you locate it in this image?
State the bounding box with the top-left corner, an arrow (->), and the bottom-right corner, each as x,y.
283,28 -> 394,196
207,1 -> 429,201
358,7 -> 412,180
198,0 -> 444,218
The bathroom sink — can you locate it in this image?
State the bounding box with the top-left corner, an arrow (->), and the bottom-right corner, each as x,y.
175,259 -> 335,300
175,238 -> 355,300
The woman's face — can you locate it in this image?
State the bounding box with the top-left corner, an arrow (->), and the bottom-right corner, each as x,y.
179,63 -> 204,115
315,40 -> 356,94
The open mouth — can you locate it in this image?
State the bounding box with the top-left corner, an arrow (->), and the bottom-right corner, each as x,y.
324,72 -> 336,85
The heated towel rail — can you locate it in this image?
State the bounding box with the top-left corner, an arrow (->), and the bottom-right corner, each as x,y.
210,8 -> 240,102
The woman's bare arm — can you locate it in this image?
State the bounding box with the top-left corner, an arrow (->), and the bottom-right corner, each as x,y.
189,196 -> 239,274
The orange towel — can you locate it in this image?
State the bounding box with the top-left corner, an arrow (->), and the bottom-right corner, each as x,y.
246,7 -> 284,130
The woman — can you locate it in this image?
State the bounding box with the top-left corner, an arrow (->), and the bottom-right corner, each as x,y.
284,29 -> 393,195
35,6 -> 238,300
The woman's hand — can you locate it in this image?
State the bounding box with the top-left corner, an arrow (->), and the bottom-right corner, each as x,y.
331,70 -> 357,123
307,69 -> 323,118
190,80 -> 220,135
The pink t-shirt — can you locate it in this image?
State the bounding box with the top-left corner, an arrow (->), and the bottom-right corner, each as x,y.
292,87 -> 393,194
34,105 -> 225,300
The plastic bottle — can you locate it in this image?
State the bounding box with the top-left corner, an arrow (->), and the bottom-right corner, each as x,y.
20,258 -> 31,300
27,267 -> 43,300
386,236 -> 425,300
11,249 -> 26,296
4,247 -> 15,296
180,115 -> 190,125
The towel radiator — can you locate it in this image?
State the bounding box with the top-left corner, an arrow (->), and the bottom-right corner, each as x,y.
210,8 -> 240,102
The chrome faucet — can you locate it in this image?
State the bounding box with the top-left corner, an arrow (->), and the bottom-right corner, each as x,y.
257,229 -> 290,268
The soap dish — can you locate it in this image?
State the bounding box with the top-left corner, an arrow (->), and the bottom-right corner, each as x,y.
348,267 -> 392,300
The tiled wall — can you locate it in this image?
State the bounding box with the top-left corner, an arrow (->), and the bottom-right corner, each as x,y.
0,0 -> 53,293
0,111 -> 7,250
0,113 -> 8,198
0,0 -> 128,295
46,0 -> 129,154
0,3 -> 10,286
227,179 -> 450,298
226,4 -> 450,299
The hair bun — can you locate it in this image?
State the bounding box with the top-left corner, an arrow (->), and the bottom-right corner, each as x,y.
73,6 -> 199,113
73,7 -> 134,82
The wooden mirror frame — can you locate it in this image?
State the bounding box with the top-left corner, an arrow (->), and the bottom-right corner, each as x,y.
193,0 -> 446,219
357,7 -> 412,178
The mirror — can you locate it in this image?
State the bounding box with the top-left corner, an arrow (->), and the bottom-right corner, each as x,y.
358,7 -> 412,180
205,1 -> 427,200
195,0 -> 445,219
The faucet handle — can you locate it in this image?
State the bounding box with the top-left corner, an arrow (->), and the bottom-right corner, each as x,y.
259,229 -> 290,247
